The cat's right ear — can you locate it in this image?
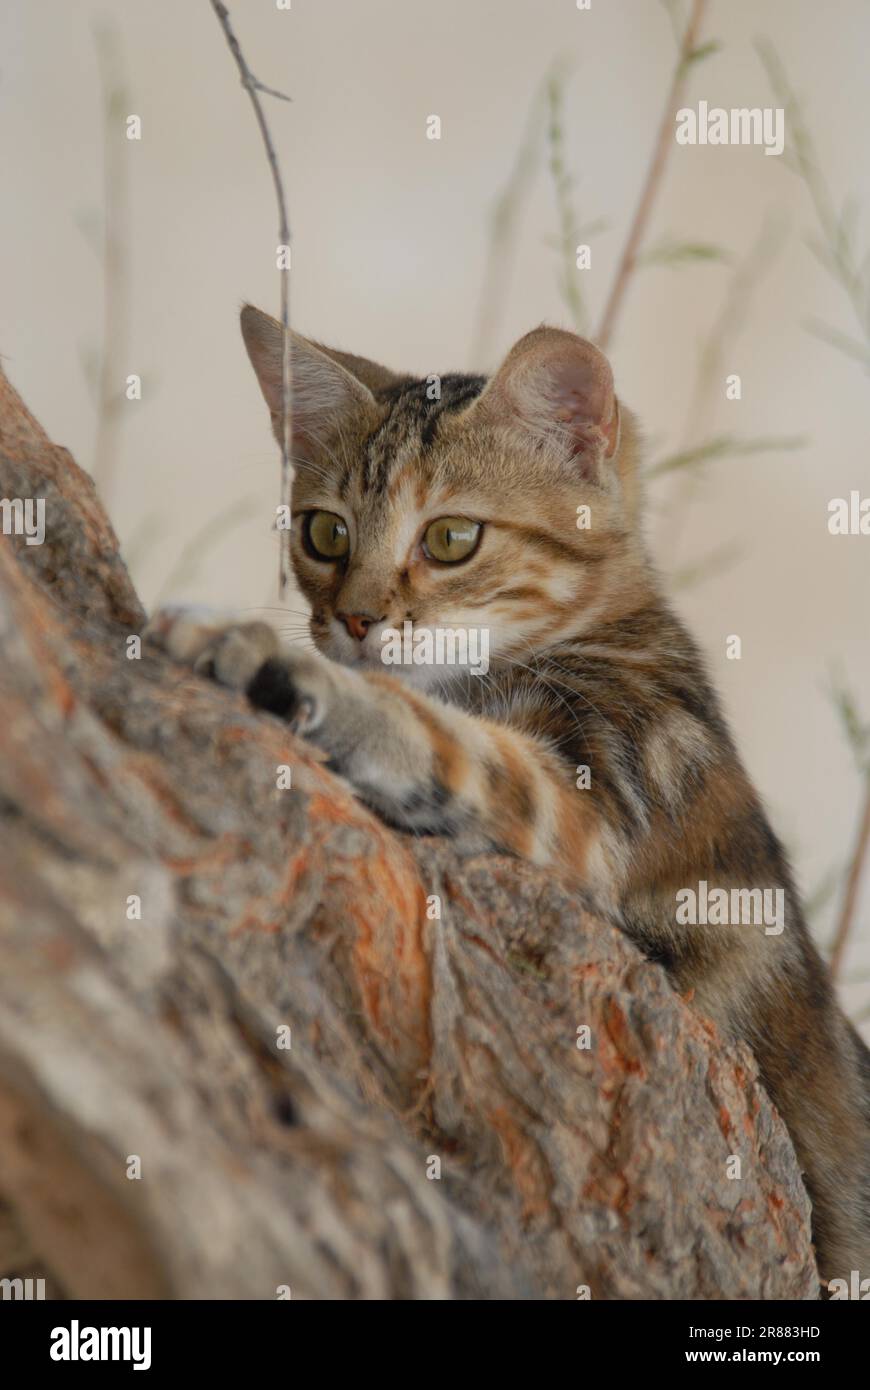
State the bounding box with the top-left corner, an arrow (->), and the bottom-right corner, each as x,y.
240,305 -> 378,456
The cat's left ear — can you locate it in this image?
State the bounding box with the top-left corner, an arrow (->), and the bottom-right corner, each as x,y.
469,326 -> 620,479
240,305 -> 402,457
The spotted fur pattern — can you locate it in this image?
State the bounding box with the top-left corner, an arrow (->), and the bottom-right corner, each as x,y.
147,309 -> 870,1283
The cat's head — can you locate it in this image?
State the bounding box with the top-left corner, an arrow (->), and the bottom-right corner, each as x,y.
242,305 -> 646,689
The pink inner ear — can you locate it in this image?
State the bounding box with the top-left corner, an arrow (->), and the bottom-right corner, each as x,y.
475,327 -> 620,469
545,356 -> 619,461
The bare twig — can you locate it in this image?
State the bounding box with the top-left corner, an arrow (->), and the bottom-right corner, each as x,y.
208,0 -> 293,594
91,20 -> 131,503
830,785 -> 870,978
597,0 -> 708,349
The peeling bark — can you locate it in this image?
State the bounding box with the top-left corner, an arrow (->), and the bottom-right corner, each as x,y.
0,364 -> 818,1299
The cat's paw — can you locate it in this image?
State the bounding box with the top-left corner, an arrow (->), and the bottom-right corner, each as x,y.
245,648 -> 340,737
145,604 -> 280,692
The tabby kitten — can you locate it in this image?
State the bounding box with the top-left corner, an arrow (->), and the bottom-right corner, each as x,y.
148,305 -> 870,1284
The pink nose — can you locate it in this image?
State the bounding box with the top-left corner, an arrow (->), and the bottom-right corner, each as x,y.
339,612 -> 376,642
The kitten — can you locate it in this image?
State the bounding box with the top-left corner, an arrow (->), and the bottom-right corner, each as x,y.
148,305 -> 870,1284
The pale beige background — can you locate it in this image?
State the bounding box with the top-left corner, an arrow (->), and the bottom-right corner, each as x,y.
2,0 -> 868,1024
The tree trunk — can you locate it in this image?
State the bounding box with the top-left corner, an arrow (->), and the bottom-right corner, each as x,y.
0,366 -> 818,1299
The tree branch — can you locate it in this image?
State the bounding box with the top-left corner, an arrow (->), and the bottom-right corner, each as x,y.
0,362 -> 819,1300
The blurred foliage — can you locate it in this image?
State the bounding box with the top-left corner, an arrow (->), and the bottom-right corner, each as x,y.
758,36 -> 870,373
648,433 -> 805,479
829,672 -> 870,779
544,69 -> 597,336
153,497 -> 261,605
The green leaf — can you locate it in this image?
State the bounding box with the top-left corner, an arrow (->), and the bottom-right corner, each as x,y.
639,238 -> 731,269
678,39 -> 722,78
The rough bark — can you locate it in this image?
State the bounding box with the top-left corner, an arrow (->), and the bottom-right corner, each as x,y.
0,365 -> 819,1300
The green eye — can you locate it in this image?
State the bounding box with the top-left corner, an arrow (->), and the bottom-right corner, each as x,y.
305,510 -> 349,560
423,517 -> 481,564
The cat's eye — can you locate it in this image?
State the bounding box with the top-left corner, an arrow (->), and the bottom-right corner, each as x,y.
423,517 -> 481,564
304,510 -> 350,560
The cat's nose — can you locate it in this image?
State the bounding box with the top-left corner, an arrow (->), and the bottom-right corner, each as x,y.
338,612 -> 381,642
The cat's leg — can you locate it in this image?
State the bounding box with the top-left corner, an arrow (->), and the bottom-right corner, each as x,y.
146,608 -> 612,883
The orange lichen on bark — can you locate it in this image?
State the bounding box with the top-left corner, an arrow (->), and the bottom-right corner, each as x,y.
485,1103 -> 552,1223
